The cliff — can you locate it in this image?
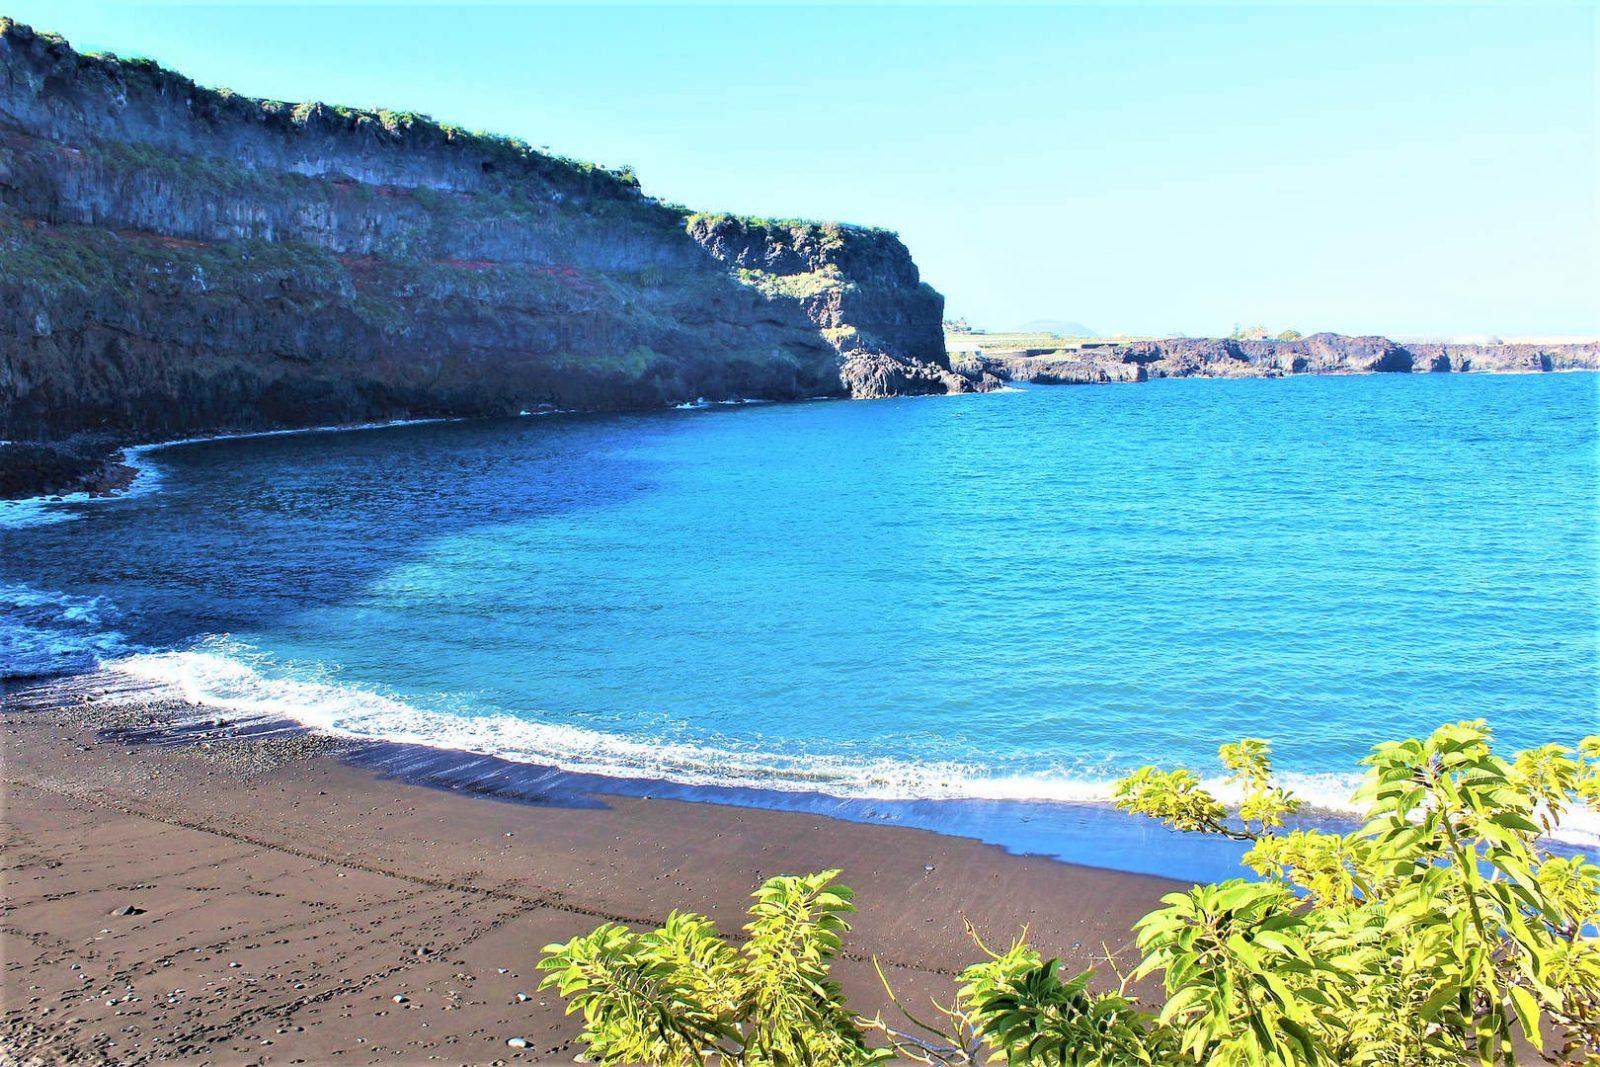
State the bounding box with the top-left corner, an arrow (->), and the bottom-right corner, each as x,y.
0,19 -> 965,493
966,333 -> 1600,386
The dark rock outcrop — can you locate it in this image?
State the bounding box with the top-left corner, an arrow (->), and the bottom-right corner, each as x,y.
971,332 -> 1598,387
0,18 -> 965,495
0,434 -> 133,498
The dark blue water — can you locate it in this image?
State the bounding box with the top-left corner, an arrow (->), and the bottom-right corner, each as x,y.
4,374 -> 1596,877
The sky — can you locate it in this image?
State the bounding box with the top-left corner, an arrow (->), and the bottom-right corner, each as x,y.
13,2 -> 1598,338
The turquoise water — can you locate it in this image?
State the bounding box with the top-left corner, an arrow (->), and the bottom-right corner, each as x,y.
3,373 -> 1597,875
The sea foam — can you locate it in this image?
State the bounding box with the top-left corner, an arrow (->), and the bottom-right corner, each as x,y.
0,417 -> 461,530
108,638 -> 1599,849
0,582 -> 138,678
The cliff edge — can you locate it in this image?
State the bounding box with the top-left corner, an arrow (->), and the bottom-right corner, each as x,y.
0,19 -> 966,494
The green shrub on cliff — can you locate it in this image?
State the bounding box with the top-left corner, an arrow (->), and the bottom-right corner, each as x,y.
735,266 -> 852,300
539,722 -> 1600,1064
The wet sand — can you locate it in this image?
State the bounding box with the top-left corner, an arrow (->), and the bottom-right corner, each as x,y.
1,681 -> 1184,1065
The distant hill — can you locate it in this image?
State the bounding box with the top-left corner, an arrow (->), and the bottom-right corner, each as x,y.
1015,319 -> 1098,337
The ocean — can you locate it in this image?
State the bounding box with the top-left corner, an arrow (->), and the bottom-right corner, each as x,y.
3,372 -> 1596,880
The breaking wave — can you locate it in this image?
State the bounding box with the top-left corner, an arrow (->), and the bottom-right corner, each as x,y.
107,638 -> 1598,849
0,582 -> 140,678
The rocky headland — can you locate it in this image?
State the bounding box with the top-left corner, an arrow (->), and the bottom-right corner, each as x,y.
960,333 -> 1599,386
0,19 -> 966,497
2,18 -> 1594,503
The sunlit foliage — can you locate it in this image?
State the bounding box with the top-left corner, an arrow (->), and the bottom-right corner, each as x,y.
541,722 -> 1600,1064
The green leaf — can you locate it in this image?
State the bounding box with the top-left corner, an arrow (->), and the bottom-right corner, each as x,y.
1507,984 -> 1542,1048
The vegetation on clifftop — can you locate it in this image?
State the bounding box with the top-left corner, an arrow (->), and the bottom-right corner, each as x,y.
2,16 -> 925,307
541,722 -> 1600,1064
0,14 -> 956,452
1,16 -> 640,202
687,212 -> 897,244
2,14 -> 912,252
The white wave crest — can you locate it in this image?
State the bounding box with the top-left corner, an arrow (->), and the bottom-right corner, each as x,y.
0,417 -> 460,529
0,583 -> 137,678
105,639 -> 1598,849
0,497 -> 81,529
114,641 -> 1005,798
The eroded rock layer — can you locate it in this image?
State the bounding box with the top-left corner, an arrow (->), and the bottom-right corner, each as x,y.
0,18 -> 961,483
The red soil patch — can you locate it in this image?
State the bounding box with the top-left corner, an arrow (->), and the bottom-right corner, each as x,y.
432,261 -> 589,287
115,228 -> 212,250
334,254 -> 593,293
337,254 -> 381,287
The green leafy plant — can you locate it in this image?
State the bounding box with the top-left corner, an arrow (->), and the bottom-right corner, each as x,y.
540,723 -> 1600,1064
539,869 -> 884,1065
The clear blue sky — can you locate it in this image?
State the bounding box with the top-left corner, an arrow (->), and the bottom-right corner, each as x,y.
14,2 -> 1597,337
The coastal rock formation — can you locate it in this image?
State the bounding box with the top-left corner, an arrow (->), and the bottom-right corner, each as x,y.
0,435 -> 134,499
0,19 -> 964,493
686,214 -> 969,396
972,333 -> 1599,386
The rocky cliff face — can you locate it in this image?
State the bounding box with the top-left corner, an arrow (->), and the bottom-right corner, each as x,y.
0,18 -> 963,487
971,333 -> 1600,386
686,214 -> 967,397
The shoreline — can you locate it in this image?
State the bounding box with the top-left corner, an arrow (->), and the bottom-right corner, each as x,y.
46,648 -> 1600,873
7,647 -> 1596,892
0,417 -> 469,529
1,675 -> 1184,1066
5,363 -> 1595,517
0,401 -> 806,524
1,667 -> 1262,885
